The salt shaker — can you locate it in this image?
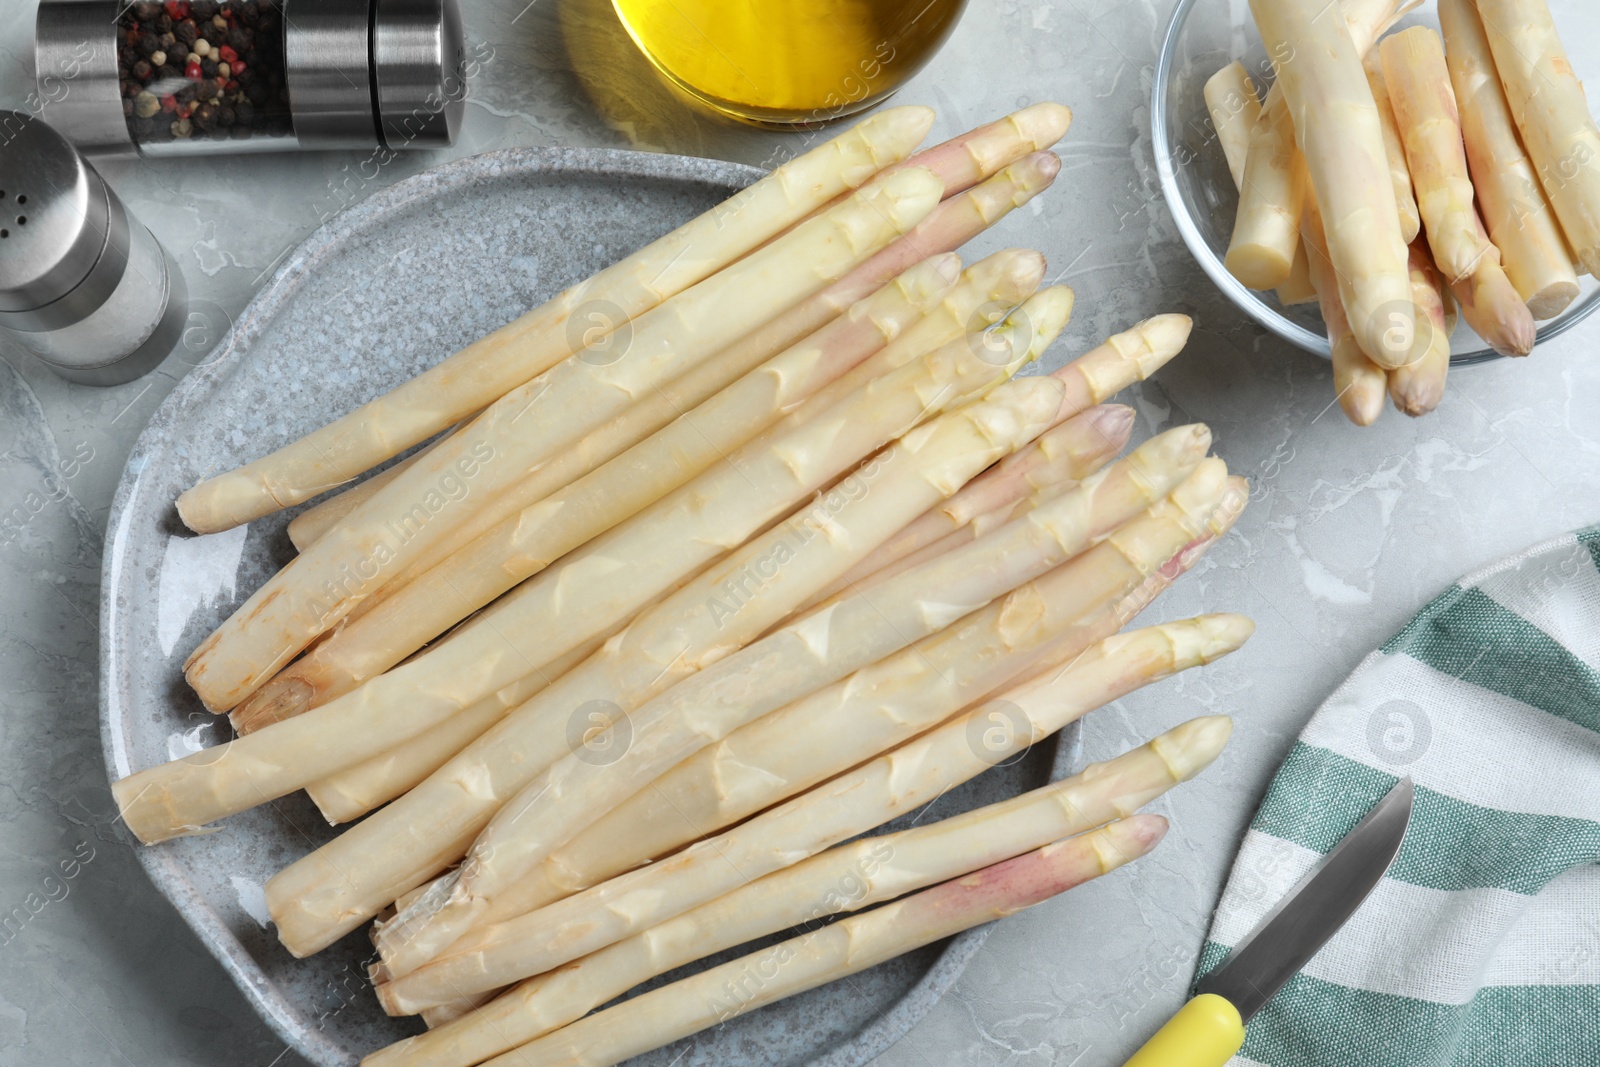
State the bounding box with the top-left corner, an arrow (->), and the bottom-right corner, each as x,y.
0,111 -> 187,385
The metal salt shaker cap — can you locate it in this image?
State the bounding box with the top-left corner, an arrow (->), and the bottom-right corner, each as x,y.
0,112 -> 127,333
0,111 -> 185,385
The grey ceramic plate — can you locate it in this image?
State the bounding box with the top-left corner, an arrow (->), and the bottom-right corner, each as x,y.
100,146 -> 1075,1067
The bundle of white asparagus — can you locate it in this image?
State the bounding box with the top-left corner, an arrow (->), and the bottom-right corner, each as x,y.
1206,0 -> 1595,425
113,104 -> 1257,1065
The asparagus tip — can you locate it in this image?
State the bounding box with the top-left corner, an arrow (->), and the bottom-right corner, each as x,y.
1089,404 -> 1137,442
1026,150 -> 1063,182
1012,101 -> 1073,149
1193,612 -> 1255,660
1153,715 -> 1234,782
1080,813 -> 1169,876
925,251 -> 964,287
872,104 -> 938,144
979,247 -> 1048,300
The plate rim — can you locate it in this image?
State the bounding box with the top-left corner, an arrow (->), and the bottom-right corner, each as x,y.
99,144 -> 1012,1067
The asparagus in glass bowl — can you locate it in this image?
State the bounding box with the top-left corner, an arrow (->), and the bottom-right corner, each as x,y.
1154,0 -> 1600,424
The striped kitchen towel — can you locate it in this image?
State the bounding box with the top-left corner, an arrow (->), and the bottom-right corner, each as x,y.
1197,526 -> 1600,1066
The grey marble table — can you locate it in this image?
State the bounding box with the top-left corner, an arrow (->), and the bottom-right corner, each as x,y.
2,1 -> 1596,1064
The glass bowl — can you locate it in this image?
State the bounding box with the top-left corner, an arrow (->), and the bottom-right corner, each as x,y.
1152,0 -> 1600,364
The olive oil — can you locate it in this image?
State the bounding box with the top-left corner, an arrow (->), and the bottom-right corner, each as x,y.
610,0 -> 967,127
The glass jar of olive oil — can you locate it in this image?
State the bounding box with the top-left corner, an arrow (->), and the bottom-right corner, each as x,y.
610,0 -> 967,128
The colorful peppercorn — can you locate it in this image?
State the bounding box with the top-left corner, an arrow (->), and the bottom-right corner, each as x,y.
115,0 -> 290,145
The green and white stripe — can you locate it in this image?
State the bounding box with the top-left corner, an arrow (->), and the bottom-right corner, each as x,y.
1200,526 -> 1600,1066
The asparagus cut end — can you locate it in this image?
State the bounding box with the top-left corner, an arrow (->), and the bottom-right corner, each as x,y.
1224,243 -> 1296,291
230,675 -> 314,734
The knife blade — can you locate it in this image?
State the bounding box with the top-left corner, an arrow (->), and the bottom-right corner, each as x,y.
1120,776 -> 1414,1067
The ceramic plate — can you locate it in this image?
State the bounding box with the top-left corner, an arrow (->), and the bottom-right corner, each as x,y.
100,146 -> 1072,1067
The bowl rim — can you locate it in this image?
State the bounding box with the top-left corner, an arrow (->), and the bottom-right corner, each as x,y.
1150,0 -> 1600,366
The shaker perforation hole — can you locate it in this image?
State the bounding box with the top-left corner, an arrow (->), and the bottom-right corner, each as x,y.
15,195 -> 26,205
15,217 -> 24,226
1,230 -> 8,239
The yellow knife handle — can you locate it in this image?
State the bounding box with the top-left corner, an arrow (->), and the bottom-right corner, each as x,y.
1120,993 -> 1246,1067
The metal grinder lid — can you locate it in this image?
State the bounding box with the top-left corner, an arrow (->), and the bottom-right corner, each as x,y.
373,0 -> 466,149
284,0 -> 464,149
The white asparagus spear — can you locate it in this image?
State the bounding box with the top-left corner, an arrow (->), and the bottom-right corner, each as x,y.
1439,0 -> 1580,318
470,820 -> 1168,1067
331,148 -> 1070,630
364,719 -> 1228,1059
184,170 -> 945,714
1216,3 -> 1408,303
175,107 -> 935,535
1380,27 -> 1494,284
1475,0 -> 1600,277
1225,93 -> 1308,289
116,291 -> 1052,850
760,103 -> 1071,257
1303,197 -> 1387,426
1252,0 -> 1415,367
371,611 -> 1250,1010
1206,70 -> 1315,307
1206,62 -> 1262,189
229,251 -> 973,734
1204,68 -> 1317,308
975,480 -> 1248,699
387,427 -> 1217,970
1364,53 -> 1423,245
1389,239 -> 1452,416
269,322 -> 1073,959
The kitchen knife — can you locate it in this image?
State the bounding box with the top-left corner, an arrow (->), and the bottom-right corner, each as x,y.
1120,776 -> 1414,1067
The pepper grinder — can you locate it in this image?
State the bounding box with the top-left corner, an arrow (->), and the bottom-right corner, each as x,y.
0,110 -> 187,386
35,0 -> 467,157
